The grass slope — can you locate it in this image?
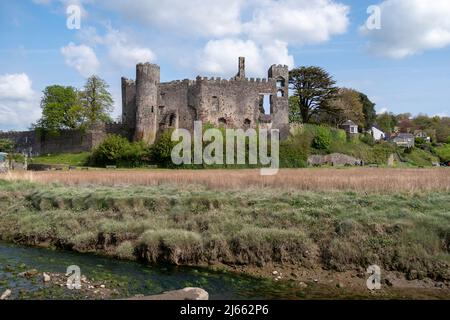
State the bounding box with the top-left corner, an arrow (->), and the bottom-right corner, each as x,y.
0,180 -> 448,281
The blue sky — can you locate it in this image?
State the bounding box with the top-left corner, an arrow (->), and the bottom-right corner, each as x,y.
1,0 -> 450,131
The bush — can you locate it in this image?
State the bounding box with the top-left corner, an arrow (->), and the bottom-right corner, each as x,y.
435,144 -> 450,162
312,126 -> 332,151
360,133 -> 375,146
90,134 -> 149,167
149,130 -> 177,167
279,141 -> 308,168
0,139 -> 14,153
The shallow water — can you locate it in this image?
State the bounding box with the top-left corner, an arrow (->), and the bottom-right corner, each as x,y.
0,242 -> 305,300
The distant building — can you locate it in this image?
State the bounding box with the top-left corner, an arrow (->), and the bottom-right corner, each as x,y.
340,120 -> 359,135
0,152 -> 8,172
392,133 -> 415,148
370,126 -> 386,141
414,130 -> 431,143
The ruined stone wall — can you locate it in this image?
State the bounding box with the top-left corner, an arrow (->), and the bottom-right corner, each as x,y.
158,80 -> 196,131
0,122 -> 131,156
121,77 -> 136,130
194,77 -> 273,130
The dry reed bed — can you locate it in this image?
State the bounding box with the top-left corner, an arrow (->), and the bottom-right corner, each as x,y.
3,168 -> 450,193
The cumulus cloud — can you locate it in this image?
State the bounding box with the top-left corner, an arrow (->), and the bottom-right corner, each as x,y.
101,0 -> 243,37
61,43 -> 99,77
0,74 -> 34,100
197,0 -> 347,77
244,0 -> 349,45
360,0 -> 450,58
199,39 -> 294,77
0,74 -> 40,131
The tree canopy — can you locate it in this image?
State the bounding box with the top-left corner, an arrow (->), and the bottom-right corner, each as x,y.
289,66 -> 338,123
81,75 -> 114,125
33,76 -> 113,135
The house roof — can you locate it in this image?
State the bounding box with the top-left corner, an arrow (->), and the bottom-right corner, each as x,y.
371,125 -> 384,133
394,133 -> 414,139
341,120 -> 357,126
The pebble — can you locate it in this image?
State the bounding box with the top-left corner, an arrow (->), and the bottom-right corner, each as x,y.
272,271 -> 279,275
100,285 -> 106,289
337,282 -> 345,288
43,273 -> 51,282
298,282 -> 308,289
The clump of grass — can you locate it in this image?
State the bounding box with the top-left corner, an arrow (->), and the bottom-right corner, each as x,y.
115,241 -> 136,260
137,229 -> 203,265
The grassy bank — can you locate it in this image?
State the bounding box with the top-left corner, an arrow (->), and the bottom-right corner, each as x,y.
30,152 -> 90,166
0,180 -> 448,281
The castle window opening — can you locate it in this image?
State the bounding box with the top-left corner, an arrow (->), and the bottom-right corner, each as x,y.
218,118 -> 227,126
276,78 -> 285,88
244,119 -> 251,129
169,114 -> 176,127
212,96 -> 219,111
277,89 -> 284,98
261,94 -> 272,115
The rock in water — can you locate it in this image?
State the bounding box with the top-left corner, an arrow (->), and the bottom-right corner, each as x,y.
43,273 -> 51,282
125,287 -> 209,300
0,289 -> 12,300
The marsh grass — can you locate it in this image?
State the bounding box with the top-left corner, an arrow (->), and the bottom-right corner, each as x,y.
4,168 -> 450,193
0,180 -> 448,280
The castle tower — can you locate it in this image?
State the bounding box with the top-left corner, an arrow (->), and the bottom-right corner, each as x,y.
268,64 -> 290,139
134,63 -> 160,144
235,57 -> 246,80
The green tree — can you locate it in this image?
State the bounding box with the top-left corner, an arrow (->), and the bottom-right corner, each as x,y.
359,93 -> 377,130
33,85 -> 84,134
327,88 -> 365,127
81,75 -> 114,125
0,139 -> 14,153
289,66 -> 339,123
376,112 -> 397,133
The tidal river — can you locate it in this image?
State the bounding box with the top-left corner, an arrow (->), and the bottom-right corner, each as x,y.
0,241 -> 305,300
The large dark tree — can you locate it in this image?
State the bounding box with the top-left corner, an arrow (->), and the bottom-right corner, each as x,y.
289,66 -> 339,123
81,75 -> 114,125
359,93 -> 377,130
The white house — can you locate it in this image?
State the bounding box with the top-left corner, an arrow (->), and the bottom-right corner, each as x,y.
340,120 -> 359,135
370,126 -> 386,141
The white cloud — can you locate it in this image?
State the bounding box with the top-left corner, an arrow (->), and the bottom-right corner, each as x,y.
61,42 -> 99,77
360,0 -> 450,58
244,0 -> 349,45
0,74 -> 40,131
79,26 -> 156,68
378,107 -> 389,114
199,39 -> 294,77
102,0 -> 243,37
0,74 -> 34,100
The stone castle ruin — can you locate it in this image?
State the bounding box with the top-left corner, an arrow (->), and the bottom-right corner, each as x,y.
0,57 -> 289,156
